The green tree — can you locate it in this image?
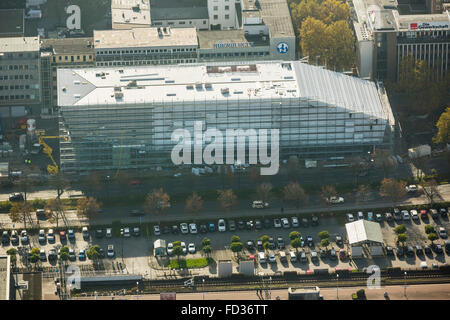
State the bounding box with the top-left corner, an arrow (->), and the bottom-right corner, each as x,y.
424,224 -> 435,234
318,230 -> 330,240
326,20 -> 355,71
263,242 -> 270,252
59,246 -> 70,262
29,248 -> 41,264
185,192 -> 204,214
283,182 -> 308,208
230,242 -> 243,254
86,245 -> 100,260
172,245 -> 184,261
433,107 -> 450,144
397,233 -> 407,245
379,178 -> 407,205
6,248 -> 17,265
300,17 -> 330,66
393,224 -> 406,234
202,238 -> 211,247
319,0 -> 350,24
202,245 -> 212,257
427,233 -> 438,244
291,238 -> 302,251
231,235 -> 241,243
145,188 -> 170,214
289,231 -> 301,240
260,235 -> 270,244
76,197 -> 101,219
217,189 -> 238,212
321,239 -> 330,248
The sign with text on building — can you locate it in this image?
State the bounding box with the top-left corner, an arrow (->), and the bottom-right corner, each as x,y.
409,21 -> 450,31
214,42 -> 255,49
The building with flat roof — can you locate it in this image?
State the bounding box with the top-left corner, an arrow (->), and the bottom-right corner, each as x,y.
150,0 -> 210,30
0,36 -> 41,119
94,27 -> 199,67
0,9 -> 24,38
111,0 -> 151,29
351,0 -> 449,80
57,61 -> 395,173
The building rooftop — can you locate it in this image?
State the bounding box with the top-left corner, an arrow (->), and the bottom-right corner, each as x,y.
57,61 -> 388,121
242,0 -> 295,38
0,36 -> 40,53
198,29 -> 269,49
0,256 -> 10,300
150,0 -> 209,21
41,38 -> 95,55
93,27 -> 198,49
0,9 -> 24,37
394,11 -> 450,30
111,0 -> 151,27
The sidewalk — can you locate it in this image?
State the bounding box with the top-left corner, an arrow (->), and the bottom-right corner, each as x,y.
2,184 -> 449,229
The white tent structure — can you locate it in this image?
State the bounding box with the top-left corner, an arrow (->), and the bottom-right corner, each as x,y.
345,220 -> 384,257
153,239 -> 166,257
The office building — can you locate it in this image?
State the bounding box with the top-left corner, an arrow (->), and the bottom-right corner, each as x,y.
111,0 -> 152,30
57,61 -> 395,174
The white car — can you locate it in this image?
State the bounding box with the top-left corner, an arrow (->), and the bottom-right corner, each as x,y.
181,242 -> 187,254
107,245 -> 115,258
252,200 -> 268,209
123,227 -> 130,237
347,213 -> 355,222
153,225 -> 160,236
357,212 -> 364,220
273,219 -> 282,228
189,223 -> 197,234
406,185 -> 418,193
38,229 -> 46,243
410,210 -> 419,220
439,227 -> 447,238
47,229 -> 55,243
327,196 -> 344,204
268,252 -> 276,263
188,243 -> 196,254
180,223 -> 189,234
218,219 -> 226,232
281,218 -> 290,228
167,243 -> 174,255
291,217 -> 299,227
289,251 -> 297,262
402,210 -> 410,221
106,228 -> 112,238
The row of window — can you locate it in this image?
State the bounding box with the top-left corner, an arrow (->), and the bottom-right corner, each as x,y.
153,20 -> 207,26
96,59 -> 197,66
97,48 -> 196,55
0,74 -> 35,80
213,14 -> 230,20
200,51 -> 269,58
0,64 -> 37,71
0,84 -> 33,90
0,94 -> 38,101
0,52 -> 38,59
53,55 -> 93,63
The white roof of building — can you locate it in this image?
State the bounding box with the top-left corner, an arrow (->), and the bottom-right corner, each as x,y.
57,61 -> 388,120
345,220 -> 383,245
111,0 -> 151,27
0,36 -> 40,53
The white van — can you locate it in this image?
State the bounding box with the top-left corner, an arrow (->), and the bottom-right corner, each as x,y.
258,252 -> 266,264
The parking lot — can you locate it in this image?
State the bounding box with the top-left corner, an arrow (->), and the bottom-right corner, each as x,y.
1,208 -> 449,277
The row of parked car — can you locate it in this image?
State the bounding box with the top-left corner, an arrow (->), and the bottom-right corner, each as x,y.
346,208 -> 448,223
386,240 -> 450,258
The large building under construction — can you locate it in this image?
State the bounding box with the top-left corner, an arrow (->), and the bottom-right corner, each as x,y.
57,61 -> 395,174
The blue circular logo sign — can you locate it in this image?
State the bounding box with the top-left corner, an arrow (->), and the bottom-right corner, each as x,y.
277,42 -> 289,54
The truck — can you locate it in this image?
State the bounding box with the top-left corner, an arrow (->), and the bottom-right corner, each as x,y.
408,145 -> 431,159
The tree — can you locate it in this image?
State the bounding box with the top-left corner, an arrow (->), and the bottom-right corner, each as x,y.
29,248 -> 40,265
231,235 -> 241,243
217,189 -> 237,212
393,224 -> 406,234
422,179 -> 440,205
291,238 -> 302,251
319,0 -> 350,25
318,230 -> 330,240
379,178 -> 407,205
76,197 -> 101,219
326,20 -> 355,71
356,289 -> 366,300
145,188 -> 170,214
355,184 -> 373,204
45,198 -> 64,228
433,107 -> 450,144
290,0 -> 321,31
397,233 -> 407,245
59,246 -> 70,262
185,192 -> 204,214
372,149 -> 397,178
6,248 -> 17,265
283,182 -> 308,208
86,245 -> 100,260
424,224 -> 435,234
320,185 -> 337,204
50,172 -> 70,199
287,156 -> 300,177
320,239 -> 330,248
203,245 -> 212,257
202,238 -> 211,247
172,245 -> 184,261
427,233 -> 438,244
230,242 -> 243,254
17,176 -> 37,202
289,231 -> 301,240
263,242 -> 270,252
256,183 -> 273,203
260,235 -> 270,244
9,201 -> 33,228
300,17 -> 330,66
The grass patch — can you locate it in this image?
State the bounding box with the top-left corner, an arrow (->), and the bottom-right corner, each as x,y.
168,257 -> 213,269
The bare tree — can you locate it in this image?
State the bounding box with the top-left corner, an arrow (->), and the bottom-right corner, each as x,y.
9,201 -> 33,228
422,179 -> 440,205
76,197 -> 101,219
379,178 -> 407,205
355,184 -> 373,204
17,176 -> 37,202
185,192 -> 204,214
144,188 -> 171,214
320,185 -> 337,204
372,148 -> 397,178
50,172 -> 70,199
45,198 -> 65,228
283,182 -> 308,208
217,189 -> 238,212
256,182 -> 273,203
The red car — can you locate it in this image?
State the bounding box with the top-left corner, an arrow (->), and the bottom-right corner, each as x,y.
128,179 -> 142,186
59,230 -> 66,240
420,210 -> 428,220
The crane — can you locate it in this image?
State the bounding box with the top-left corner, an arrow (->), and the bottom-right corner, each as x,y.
37,134 -> 68,175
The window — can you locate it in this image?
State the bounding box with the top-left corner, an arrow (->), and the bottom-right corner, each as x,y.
214,6 -> 218,10
225,14 -> 229,19
179,21 -> 185,25
225,5 -> 229,10
214,15 -> 218,20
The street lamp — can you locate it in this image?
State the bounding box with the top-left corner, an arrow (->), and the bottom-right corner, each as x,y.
202,279 -> 205,300
404,272 -> 407,298
336,274 -> 339,300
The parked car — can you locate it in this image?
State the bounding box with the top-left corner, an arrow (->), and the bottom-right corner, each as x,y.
440,208 -> 447,218
307,235 -> 314,247
444,240 -> 450,254
367,212 -> 373,221
410,210 -> 419,221
68,229 -> 76,241
38,229 -> 46,244
172,225 -> 179,234
187,243 -> 196,254
396,247 -> 404,257
82,227 -> 89,240
123,227 -> 130,238
257,240 -> 263,251
180,242 -> 187,254
433,244 -> 443,254
402,210 -> 410,221
36,209 -> 46,219
406,246 -> 414,257
133,227 -> 140,236
228,220 -> 236,231
300,251 -> 307,262
2,231 -> 10,245
167,243 -> 174,255
268,252 -> 276,263
247,240 -> 255,250
20,230 -> 29,244
59,230 -> 66,241
385,212 -> 393,222
208,223 -> 216,232
95,229 -> 104,238
9,193 -> 24,202
39,249 -> 46,261
300,218 -> 308,227
291,217 -> 299,227
78,249 -> 86,260
273,219 -> 282,228
311,216 -> 319,226
48,249 -> 57,261
311,250 -> 318,262
154,225 -> 161,236
430,209 -> 438,219
335,235 -> 343,246
415,245 -> 423,255
376,213 -> 383,222
281,218 -> 290,229
69,249 -> 76,261
347,213 -> 355,222
357,212 -> 364,220
246,220 -> 254,230
258,252 -> 266,263
339,249 -> 346,260
106,228 -> 112,238
393,208 -> 402,221
254,220 -> 262,230
218,219 -> 226,232
385,246 -> 394,256
329,248 -> 337,260
47,229 -> 55,243
180,223 -> 188,234
263,219 -> 271,229
268,237 -> 275,250
277,237 -> 285,249
237,220 -> 245,230
424,245 -> 432,255
199,224 -> 208,234
327,196 -> 344,204
420,210 -> 428,220
252,200 -> 269,209
289,251 -> 297,262
439,227 -> 447,239
405,185 -> 418,193
189,223 -> 198,234
107,245 -> 115,258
